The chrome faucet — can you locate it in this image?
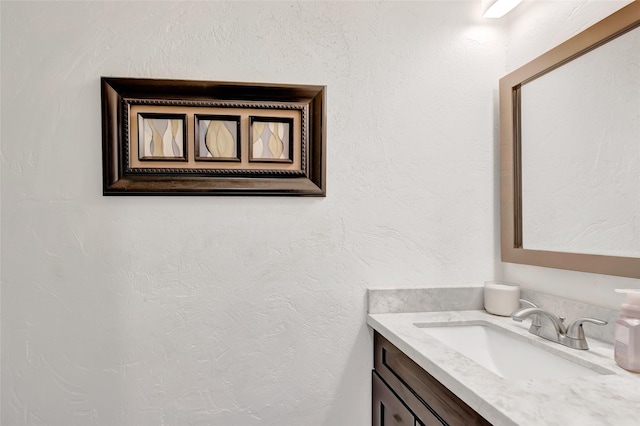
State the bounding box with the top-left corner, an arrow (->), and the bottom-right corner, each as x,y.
511,306 -> 607,350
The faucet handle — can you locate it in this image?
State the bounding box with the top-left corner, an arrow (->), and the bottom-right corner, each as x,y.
566,318 -> 607,340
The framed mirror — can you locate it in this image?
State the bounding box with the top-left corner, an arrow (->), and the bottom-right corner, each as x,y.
500,1 -> 640,279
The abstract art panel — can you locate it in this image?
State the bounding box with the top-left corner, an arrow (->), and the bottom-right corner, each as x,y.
195,115 -> 241,162
250,117 -> 293,163
138,113 -> 187,161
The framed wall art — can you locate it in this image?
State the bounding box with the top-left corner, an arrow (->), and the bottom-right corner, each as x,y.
101,77 -> 326,196
137,113 -> 187,161
249,116 -> 293,163
194,114 -> 241,162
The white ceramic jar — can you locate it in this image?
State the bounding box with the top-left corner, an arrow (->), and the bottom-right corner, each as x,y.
483,281 -> 520,316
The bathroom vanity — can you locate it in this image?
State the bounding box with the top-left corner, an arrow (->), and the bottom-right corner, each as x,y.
368,288 -> 640,426
373,331 -> 490,425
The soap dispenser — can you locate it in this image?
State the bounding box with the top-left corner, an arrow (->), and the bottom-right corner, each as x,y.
614,289 -> 640,373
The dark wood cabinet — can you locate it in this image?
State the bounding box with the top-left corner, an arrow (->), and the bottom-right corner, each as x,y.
372,332 -> 492,426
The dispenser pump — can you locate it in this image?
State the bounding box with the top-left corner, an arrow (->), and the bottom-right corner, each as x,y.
615,289 -> 640,318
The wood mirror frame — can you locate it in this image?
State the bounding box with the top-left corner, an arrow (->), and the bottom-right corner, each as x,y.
499,1 -> 640,279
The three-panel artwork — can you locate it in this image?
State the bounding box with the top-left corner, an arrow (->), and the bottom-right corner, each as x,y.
137,113 -> 293,164
101,78 -> 326,195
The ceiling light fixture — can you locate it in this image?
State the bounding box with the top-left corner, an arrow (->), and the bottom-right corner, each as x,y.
483,0 -> 523,18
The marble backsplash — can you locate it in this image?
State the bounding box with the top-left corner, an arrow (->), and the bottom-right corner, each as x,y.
368,286 -> 484,314
367,286 -> 620,344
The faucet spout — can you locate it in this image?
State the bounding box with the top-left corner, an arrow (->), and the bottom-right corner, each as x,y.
511,307 -> 567,335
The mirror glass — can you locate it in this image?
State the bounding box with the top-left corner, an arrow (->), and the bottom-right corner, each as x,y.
520,26 -> 640,257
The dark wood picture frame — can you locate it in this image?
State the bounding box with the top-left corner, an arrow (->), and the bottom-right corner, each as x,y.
101,77 -> 326,196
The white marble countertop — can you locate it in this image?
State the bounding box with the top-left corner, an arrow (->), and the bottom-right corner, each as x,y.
368,310 -> 640,426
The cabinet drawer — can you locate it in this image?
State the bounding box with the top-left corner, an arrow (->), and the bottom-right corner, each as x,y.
372,371 -> 416,426
374,332 -> 491,426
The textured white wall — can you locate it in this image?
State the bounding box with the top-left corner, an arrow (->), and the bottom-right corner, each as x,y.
501,0 -> 640,308
0,1 -> 503,424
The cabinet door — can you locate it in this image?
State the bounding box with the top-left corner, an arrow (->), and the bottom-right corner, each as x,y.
372,371 -> 415,426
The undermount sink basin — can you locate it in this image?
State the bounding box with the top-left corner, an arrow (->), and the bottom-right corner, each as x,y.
416,322 -> 611,380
